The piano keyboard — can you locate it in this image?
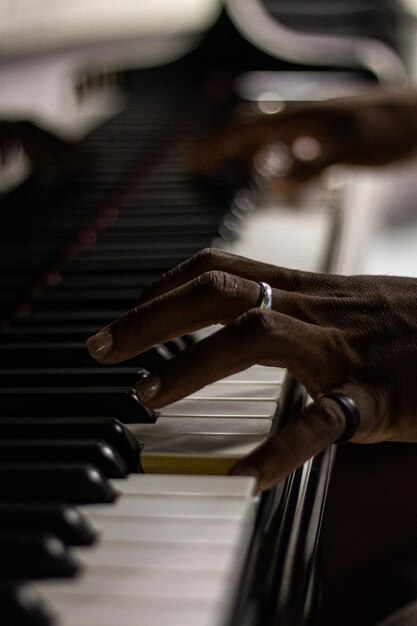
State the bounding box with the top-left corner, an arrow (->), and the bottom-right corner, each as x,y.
0,51 -> 342,625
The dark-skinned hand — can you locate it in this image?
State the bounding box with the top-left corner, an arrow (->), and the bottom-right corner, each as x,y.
187,89 -> 417,194
87,248 -> 417,491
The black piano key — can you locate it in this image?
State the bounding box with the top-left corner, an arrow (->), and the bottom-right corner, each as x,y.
0,417 -> 139,472
0,387 -> 155,423
1,326 -> 101,342
0,439 -> 129,478
0,367 -> 141,387
0,583 -> 54,626
0,342 -> 171,369
57,271 -> 160,289
11,311 -> 124,327
68,256 -> 189,272
0,503 -> 96,546
31,289 -> 141,312
1,328 -> 189,354
0,532 -> 79,580
0,464 -> 118,503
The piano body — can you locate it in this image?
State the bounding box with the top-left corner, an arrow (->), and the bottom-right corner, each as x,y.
1,2 -> 417,625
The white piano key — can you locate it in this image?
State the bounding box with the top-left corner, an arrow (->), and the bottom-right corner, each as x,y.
222,366 -> 285,383
110,473 -> 256,497
189,381 -> 282,400
86,512 -> 252,544
159,398 -> 276,418
129,416 -> 272,436
38,566 -> 230,601
72,540 -> 234,571
81,493 -> 252,519
43,593 -> 223,626
139,433 -> 264,475
141,433 -> 264,453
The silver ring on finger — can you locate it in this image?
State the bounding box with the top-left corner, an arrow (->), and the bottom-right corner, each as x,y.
257,282 -> 272,310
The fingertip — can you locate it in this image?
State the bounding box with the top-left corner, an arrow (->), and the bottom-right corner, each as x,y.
135,373 -> 162,405
86,328 -> 114,361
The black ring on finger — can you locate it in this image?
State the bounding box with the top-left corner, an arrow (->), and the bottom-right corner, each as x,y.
323,393 -> 360,444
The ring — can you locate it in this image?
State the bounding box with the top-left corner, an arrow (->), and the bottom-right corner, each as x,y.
323,393 -> 360,444
257,282 -> 272,310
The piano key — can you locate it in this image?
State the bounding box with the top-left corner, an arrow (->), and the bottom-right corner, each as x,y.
0,440 -> 129,479
38,567 -> 232,601
0,367 -> 143,388
0,464 -> 117,504
11,311 -> 127,327
189,381 -> 282,400
31,289 -> 141,312
57,271 -> 161,289
139,433 -> 265,475
0,532 -> 79,580
159,398 -> 277,418
15,370 -> 284,410
0,343 -> 171,369
110,474 -> 256,497
1,329 -> 188,352
0,583 -> 55,626
85,508 -> 254,545
36,594 -> 223,626
34,475 -> 257,626
223,366 -> 286,383
69,255 -> 195,272
81,493 -> 251,519
0,417 -> 139,472
0,503 -> 96,546
75,540 -> 233,571
0,387 -> 155,423
129,416 -> 272,435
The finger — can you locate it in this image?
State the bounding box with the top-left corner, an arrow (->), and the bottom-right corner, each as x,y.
231,387 -> 373,491
187,106 -> 350,177
137,248 -> 335,306
87,271 -> 261,364
87,269 -> 339,365
137,249 -> 290,305
133,309 -> 343,408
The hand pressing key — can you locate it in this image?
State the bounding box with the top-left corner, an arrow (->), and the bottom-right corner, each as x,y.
87,248 -> 417,491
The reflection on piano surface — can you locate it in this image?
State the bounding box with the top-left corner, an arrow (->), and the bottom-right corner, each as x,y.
0,3 -> 411,625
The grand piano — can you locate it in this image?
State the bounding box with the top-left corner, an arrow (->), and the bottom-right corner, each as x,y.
1,2 -> 415,625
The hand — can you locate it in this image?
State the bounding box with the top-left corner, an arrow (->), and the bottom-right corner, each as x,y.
86,248 -> 417,491
188,89 -> 417,194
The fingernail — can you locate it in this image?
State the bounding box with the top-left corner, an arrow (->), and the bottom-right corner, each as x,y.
87,329 -> 114,359
135,373 -> 162,403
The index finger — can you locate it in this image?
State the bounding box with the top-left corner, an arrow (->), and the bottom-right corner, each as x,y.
86,270 -> 262,364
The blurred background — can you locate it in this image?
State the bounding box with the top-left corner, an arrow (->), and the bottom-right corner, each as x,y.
2,0 -> 417,278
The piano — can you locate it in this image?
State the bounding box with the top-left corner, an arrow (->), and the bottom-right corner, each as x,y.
0,2 -> 412,625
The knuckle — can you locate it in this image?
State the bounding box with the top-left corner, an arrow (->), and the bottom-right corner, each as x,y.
311,397 -> 346,441
197,270 -> 232,297
192,248 -> 224,273
245,308 -> 278,339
